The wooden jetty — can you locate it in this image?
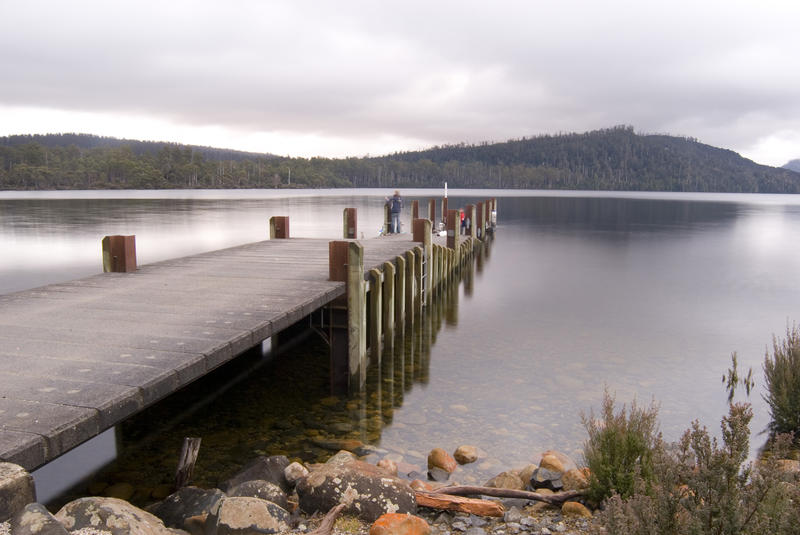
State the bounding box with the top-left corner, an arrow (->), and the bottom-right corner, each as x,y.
0,198 -> 497,479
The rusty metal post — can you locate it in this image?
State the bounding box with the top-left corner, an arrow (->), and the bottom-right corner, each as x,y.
102,235 -> 137,273
269,216 -> 290,239
343,208 -> 357,239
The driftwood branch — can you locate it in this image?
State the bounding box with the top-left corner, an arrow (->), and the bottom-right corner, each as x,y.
431,485 -> 586,506
308,503 -> 347,535
415,491 -> 505,517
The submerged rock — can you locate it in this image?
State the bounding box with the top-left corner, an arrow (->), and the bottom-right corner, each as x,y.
221,456 -> 291,493
427,448 -> 457,474
485,471 -> 526,491
453,446 -> 479,465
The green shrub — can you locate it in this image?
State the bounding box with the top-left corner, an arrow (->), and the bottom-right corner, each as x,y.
594,404 -> 800,535
763,323 -> 800,436
581,390 -> 662,504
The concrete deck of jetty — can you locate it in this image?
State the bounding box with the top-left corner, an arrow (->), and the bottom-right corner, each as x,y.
0,235 -> 421,472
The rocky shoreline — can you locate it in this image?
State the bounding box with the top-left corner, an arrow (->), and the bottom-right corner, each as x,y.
1,445 -> 599,535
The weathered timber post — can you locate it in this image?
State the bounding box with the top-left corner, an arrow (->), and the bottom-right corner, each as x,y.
382,262 -> 395,350
465,204 -> 476,240
483,199 -> 492,235
441,197 -> 448,227
413,245 -> 424,310
446,209 -> 459,251
175,437 -> 202,489
343,208 -> 357,239
102,235 -> 137,273
368,268 -> 382,362
391,257 -> 404,335
427,199 -> 436,227
405,249 -> 417,321
490,197 -> 497,231
329,240 -> 366,393
383,204 -> 391,234
413,218 -> 432,306
411,200 -> 419,220
270,216 -> 290,239
476,201 -> 485,239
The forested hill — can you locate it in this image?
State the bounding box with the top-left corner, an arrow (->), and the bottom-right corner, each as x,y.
2,127 -> 799,192
377,126 -> 800,192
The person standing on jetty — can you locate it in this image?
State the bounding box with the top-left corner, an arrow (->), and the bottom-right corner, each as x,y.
387,190 -> 403,234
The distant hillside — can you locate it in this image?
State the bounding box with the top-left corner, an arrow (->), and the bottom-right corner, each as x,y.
374,126 -> 800,193
0,133 -> 275,162
784,159 -> 800,173
1,127 -> 798,192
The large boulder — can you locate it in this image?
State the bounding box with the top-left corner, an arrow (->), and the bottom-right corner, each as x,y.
146,486 -> 225,530
55,497 -> 174,535
227,480 -> 288,510
206,496 -> 290,535
296,459 -> 416,522
10,503 -> 69,535
221,456 -> 291,493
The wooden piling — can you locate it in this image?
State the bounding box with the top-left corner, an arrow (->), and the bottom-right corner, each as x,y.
382,261 -> 396,349
446,209 -> 459,250
428,199 -> 436,226
328,240 -> 366,393
343,208 -> 357,239
102,235 -> 137,273
270,216 -> 290,239
368,268 -> 382,362
405,249 -> 417,320
414,245 -> 424,310
476,202 -> 485,239
413,218 -> 432,306
411,200 -> 419,220
391,257 -> 403,335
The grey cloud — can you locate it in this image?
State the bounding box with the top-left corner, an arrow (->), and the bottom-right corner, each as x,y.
1,0 -> 799,162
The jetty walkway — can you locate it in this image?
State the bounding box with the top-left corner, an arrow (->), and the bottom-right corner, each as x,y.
0,199 -> 496,476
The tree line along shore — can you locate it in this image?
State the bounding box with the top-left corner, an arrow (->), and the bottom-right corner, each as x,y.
2,126 -> 799,193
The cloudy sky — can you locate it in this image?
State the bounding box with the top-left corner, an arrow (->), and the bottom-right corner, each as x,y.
1,0 -> 798,166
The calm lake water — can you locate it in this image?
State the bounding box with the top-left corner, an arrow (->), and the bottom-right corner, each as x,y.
2,188 -> 800,505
